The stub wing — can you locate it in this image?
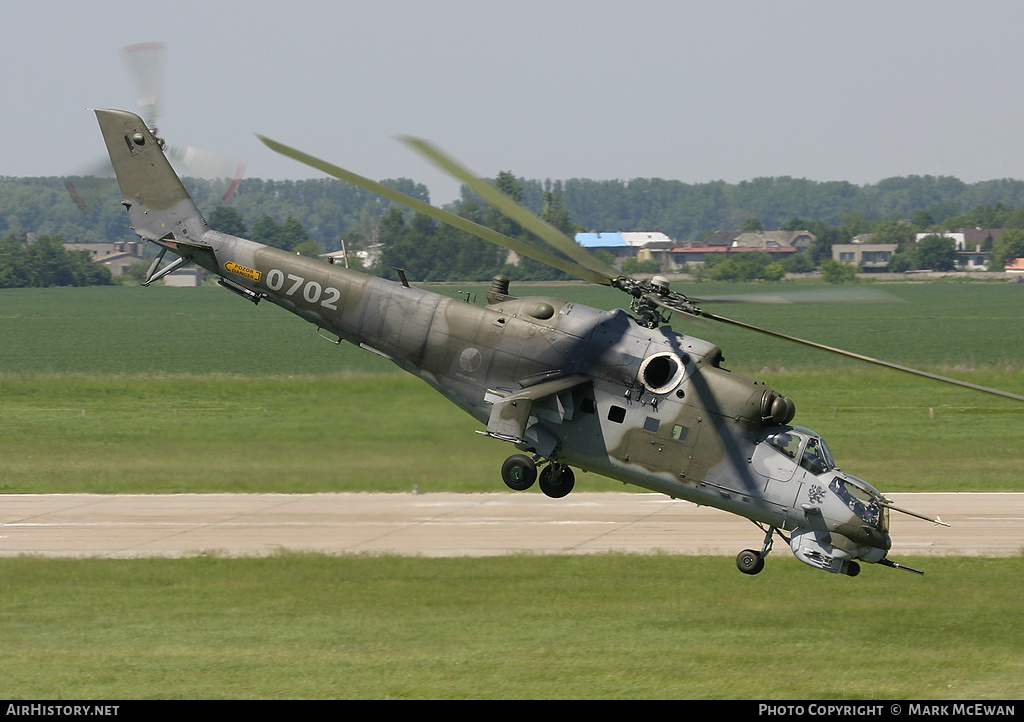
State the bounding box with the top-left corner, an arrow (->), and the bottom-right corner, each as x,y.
482,375 -> 591,456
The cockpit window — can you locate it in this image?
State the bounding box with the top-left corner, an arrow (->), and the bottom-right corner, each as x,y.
829,477 -> 886,530
766,431 -> 801,459
800,438 -> 834,475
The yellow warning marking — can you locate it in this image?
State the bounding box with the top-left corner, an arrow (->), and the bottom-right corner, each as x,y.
225,262 -> 261,282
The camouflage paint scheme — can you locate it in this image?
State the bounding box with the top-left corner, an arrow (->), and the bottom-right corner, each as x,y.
96,108 -> 910,576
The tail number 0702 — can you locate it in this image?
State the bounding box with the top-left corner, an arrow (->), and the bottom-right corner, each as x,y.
265,268 -> 341,310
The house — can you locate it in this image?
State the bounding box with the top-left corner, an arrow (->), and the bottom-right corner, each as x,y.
917,229 -> 1004,251
669,245 -> 732,266
951,228 -> 999,270
911,230 -> 1000,270
703,229 -> 815,251
955,228 -> 1004,249
956,246 -> 990,271
670,230 -> 813,268
636,241 -> 677,267
729,229 -> 815,251
831,243 -> 898,271
1005,258 -> 1024,274
64,241 -> 147,276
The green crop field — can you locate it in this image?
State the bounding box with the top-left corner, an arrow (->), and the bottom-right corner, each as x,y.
0,370 -> 1021,494
1,278 -> 1023,375
1,280 -> 1021,494
0,280 -> 1022,700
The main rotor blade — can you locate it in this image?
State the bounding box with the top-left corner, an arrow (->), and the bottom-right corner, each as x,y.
692,286 -> 905,305
257,136 -> 613,286
695,306 -> 1024,402
398,136 -> 622,282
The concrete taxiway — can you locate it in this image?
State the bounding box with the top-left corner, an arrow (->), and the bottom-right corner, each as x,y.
0,492 -> 1020,559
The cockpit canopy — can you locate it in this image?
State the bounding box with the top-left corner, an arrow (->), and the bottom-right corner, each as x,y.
765,425 -> 836,475
830,475 -> 889,531
762,426 -> 889,532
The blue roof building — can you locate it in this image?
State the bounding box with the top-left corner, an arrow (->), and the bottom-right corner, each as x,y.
575,232 -> 627,248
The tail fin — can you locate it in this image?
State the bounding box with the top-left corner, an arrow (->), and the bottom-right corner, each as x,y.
94,109 -> 208,243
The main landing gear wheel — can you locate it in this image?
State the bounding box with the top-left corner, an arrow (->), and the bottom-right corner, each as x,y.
539,463 -> 575,498
736,549 -> 765,575
501,454 -> 537,491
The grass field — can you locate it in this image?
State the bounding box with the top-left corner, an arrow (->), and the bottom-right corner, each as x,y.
0,280 -> 1022,699
0,554 -> 1021,700
0,370 -> 1021,494
1,278 -> 1023,375
1,279 -> 1021,494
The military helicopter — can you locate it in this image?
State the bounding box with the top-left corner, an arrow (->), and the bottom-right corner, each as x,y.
94,108 -> 1024,577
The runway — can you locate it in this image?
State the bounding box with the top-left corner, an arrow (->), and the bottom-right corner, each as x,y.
1,492 -> 1021,560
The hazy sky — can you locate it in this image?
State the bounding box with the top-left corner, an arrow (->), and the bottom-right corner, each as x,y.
5,0 -> 1024,204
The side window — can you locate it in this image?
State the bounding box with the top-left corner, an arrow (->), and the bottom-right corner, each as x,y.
608,405 -> 626,424
766,431 -> 801,459
800,439 -> 828,474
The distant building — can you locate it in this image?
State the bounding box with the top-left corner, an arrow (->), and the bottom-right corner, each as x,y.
64,241 -> 146,276
636,241 -> 676,267
163,269 -> 204,287
703,229 -> 815,251
576,232 -> 626,248
831,243 -> 898,271
916,229 -> 1004,251
955,228 -> 1005,249
575,232 -> 634,262
620,231 -> 673,248
951,228 -> 1000,270
670,229 -> 814,268
912,230 -> 1000,270
575,231 -> 682,269
956,246 -> 989,271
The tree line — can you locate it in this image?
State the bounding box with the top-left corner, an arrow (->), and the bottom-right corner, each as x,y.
4,171 -> 1024,286
0,233 -> 111,288
9,172 -> 1024,249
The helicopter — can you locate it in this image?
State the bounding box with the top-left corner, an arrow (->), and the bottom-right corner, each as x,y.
93,107 -> 1024,577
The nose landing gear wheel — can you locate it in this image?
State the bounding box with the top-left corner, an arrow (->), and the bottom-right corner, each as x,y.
736,549 -> 765,575
501,454 -> 537,491
539,464 -> 575,498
